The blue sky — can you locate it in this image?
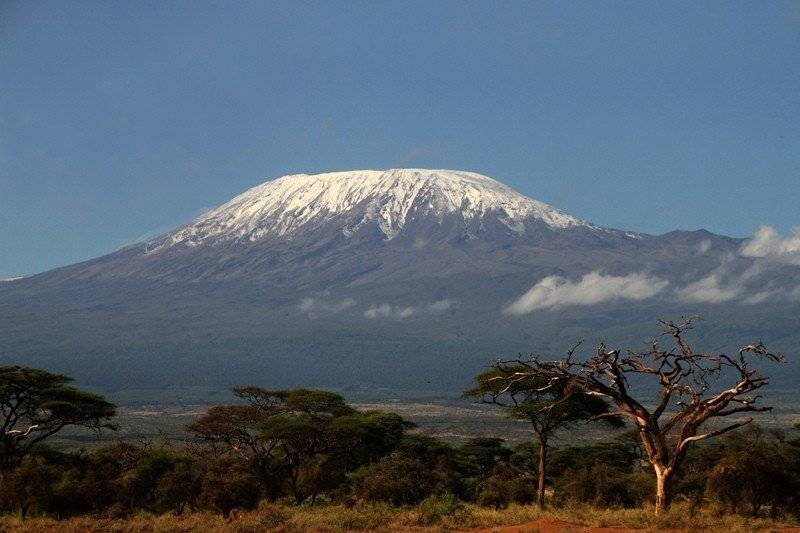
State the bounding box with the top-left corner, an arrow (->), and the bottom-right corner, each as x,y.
1,1 -> 799,277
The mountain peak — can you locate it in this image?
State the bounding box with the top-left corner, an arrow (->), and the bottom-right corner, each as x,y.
151,169 -> 592,250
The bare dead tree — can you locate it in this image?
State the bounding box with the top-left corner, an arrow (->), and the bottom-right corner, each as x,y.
487,318 -> 784,515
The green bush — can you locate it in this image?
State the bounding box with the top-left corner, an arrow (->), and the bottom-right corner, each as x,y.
554,463 -> 648,508
417,493 -> 465,525
199,455 -> 262,516
475,465 -> 533,509
352,454 -> 434,505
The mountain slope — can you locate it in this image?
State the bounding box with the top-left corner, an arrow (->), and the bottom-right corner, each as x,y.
1,169 -> 796,394
23,169 -> 674,285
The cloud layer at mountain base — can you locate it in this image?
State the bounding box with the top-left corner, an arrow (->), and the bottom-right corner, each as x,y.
505,271 -> 669,314
364,304 -> 415,319
298,297 -> 356,316
677,226 -> 800,304
740,225 -> 800,265
363,300 -> 456,319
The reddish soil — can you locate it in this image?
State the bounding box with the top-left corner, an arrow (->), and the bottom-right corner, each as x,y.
467,521 -> 691,532
468,521 -> 800,533
467,519 -> 585,533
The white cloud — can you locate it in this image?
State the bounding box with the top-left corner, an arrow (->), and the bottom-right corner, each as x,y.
363,300 -> 456,319
298,297 -> 316,313
298,297 -> 356,316
676,274 -> 741,303
697,239 -> 712,254
364,304 -> 415,319
671,225 -> 800,304
427,299 -> 455,312
505,271 -> 669,315
364,304 -> 391,318
329,299 -> 357,312
740,226 -> 800,265
744,290 -> 779,305
397,306 -> 415,319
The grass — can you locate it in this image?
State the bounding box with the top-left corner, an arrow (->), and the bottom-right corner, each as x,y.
0,501 -> 798,532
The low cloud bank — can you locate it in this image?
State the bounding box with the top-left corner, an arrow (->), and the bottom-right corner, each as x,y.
505,271 -> 668,315
364,299 -> 457,319
427,299 -> 456,312
676,226 -> 800,304
364,304 -> 415,319
740,225 -> 800,265
676,273 -> 741,303
298,297 -> 356,317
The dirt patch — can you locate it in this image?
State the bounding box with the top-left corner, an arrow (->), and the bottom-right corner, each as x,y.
467,523 -> 672,533
468,519 -> 584,533
468,521 -> 800,533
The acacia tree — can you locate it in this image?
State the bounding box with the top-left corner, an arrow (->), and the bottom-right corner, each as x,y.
467,367 -> 622,507
188,387 -> 408,503
483,319 -> 784,515
187,387 -> 350,499
0,366 -> 116,472
706,425 -> 800,517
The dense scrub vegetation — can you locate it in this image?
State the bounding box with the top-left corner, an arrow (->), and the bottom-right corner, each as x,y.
1,374 -> 799,526
1,316 -> 799,531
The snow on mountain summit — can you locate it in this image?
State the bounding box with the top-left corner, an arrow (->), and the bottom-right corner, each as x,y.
154,169 -> 593,249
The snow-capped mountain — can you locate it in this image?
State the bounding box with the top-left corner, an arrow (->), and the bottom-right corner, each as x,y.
150,169 -> 593,250
1,169 -> 797,393
45,168 -> 641,284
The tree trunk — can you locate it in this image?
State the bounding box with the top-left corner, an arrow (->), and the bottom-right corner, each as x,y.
752,500 -> 761,518
654,468 -> 673,515
537,436 -> 548,508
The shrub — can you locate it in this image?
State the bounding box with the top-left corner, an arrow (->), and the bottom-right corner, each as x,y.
417,493 -> 465,525
199,455 -> 262,516
155,459 -> 202,514
0,455 -> 56,519
352,454 -> 434,505
554,463 -> 648,508
507,476 -> 535,505
476,475 -> 508,509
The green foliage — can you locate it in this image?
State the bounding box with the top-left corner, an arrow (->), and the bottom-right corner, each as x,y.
188,386 -> 412,504
233,387 -> 354,417
154,456 -> 202,514
554,463 -> 651,508
326,411 -> 409,467
199,454 -> 261,516
467,362 -> 623,506
394,434 -> 452,465
0,366 -> 116,471
458,437 -> 512,478
466,365 -> 622,432
0,455 -> 56,518
0,370 -> 798,525
352,454 -> 434,505
118,448 -> 184,511
705,426 -> 800,517
475,465 -> 534,509
548,437 -> 643,477
417,493 -> 465,525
